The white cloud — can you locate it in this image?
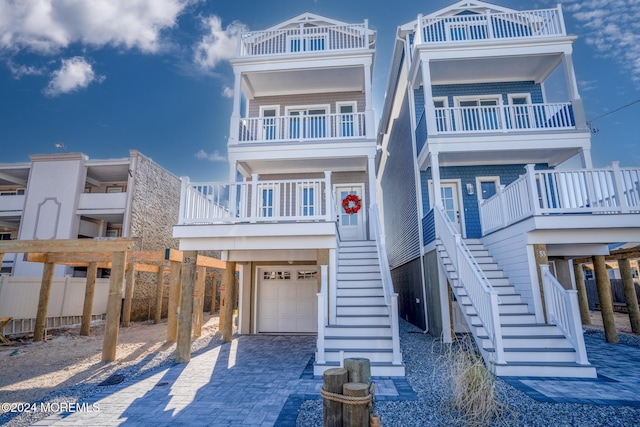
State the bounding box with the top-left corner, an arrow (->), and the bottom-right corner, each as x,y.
43,56 -> 104,96
0,0 -> 190,54
555,0 -> 640,84
7,60 -> 46,78
195,149 -> 226,162
221,85 -> 233,98
193,15 -> 246,70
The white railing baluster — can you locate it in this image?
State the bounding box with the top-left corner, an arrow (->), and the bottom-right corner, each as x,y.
316,264 -> 328,364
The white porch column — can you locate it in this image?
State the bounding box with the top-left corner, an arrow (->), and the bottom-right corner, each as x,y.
364,64 -> 374,138
229,71 -> 242,145
250,173 -> 259,222
368,154 -> 377,238
580,148 -> 593,169
562,52 -> 587,129
420,58 -> 438,135
431,152 -> 442,208
228,165 -> 238,218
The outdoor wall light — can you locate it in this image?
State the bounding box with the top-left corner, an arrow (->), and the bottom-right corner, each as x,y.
466,183 -> 475,195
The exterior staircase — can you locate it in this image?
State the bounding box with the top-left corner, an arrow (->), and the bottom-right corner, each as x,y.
314,240 -> 405,376
438,238 -> 597,378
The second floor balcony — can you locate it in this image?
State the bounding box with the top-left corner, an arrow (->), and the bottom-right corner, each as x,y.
238,111 -> 369,144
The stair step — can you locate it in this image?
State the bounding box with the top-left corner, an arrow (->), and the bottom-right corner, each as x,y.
324,325 -> 391,337
340,252 -> 378,260
498,313 -> 537,324
323,348 -> 395,362
314,361 -> 405,377
338,272 -> 380,281
338,279 -> 383,289
486,347 -> 577,363
340,265 -> 381,274
478,334 -> 569,348
454,284 -> 516,296
340,246 -> 377,254
337,305 -> 388,316
337,287 -> 384,297
337,295 -> 386,305
324,335 -> 393,349
458,293 -> 521,305
461,302 -> 529,315
491,361 -> 597,378
335,315 -> 390,326
339,258 -> 380,266
340,240 -> 376,247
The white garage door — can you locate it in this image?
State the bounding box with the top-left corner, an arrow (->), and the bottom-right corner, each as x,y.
257,267 -> 318,333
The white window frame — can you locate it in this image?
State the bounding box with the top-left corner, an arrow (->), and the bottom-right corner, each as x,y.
336,101 -> 358,137
475,176 -> 501,202
454,95 -> 501,107
454,95 -> 502,132
285,104 -> 330,140
507,93 -> 534,129
286,33 -> 327,53
508,93 -> 531,105
257,182 -> 280,219
433,96 -> 449,132
298,182 -> 319,217
259,105 -> 280,141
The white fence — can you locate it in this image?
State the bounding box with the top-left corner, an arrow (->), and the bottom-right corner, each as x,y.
0,275 -> 112,334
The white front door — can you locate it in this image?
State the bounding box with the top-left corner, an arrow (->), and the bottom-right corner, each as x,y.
335,185 -> 365,241
257,266 -> 318,333
440,183 -> 462,234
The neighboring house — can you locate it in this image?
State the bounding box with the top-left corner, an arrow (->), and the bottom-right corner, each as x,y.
377,1 -> 640,377
0,150 -> 181,324
174,13 -> 405,376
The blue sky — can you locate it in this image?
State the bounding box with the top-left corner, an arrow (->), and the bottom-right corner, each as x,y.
1,0 -> 639,182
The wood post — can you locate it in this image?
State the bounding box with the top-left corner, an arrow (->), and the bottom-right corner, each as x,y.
220,261 -> 236,343
193,266 -> 206,338
154,267 -> 164,324
102,251 -> 127,362
573,262 -> 591,326
533,244 -> 549,322
122,262 -> 135,327
176,251 -> 197,363
344,358 -> 371,385
619,258 -> 640,333
80,262 -> 98,336
593,255 -> 618,343
323,368 -> 348,427
33,262 -> 55,342
210,271 -> 219,315
167,260 -> 181,342
342,383 -> 369,427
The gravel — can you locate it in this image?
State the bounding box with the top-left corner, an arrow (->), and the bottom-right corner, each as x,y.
0,329 -> 224,427
297,320 -> 640,427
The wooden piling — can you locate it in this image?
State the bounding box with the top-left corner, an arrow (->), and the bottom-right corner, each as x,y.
210,271 -> 219,315
176,251 -> 197,363
122,262 -> 135,327
193,266 -> 206,338
154,267 -> 164,324
342,383 -> 369,427
220,262 -> 236,343
619,258 -> 640,333
322,368 -> 348,427
80,262 -> 98,336
344,358 -> 371,385
33,262 -> 55,342
534,244 -> 549,322
167,260 -> 181,342
102,251 -> 127,362
572,262 -> 591,326
593,255 -> 618,343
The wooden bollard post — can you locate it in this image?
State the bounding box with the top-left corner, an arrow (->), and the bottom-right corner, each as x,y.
343,383 -> 369,427
323,368 -> 348,427
80,262 -> 98,336
193,266 -> 206,337
176,251 -> 197,363
344,358 -> 371,385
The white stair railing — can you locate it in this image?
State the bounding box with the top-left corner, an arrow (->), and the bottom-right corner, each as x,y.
370,204 -> 402,365
539,265 -> 590,365
435,206 -> 505,364
316,265 -> 329,364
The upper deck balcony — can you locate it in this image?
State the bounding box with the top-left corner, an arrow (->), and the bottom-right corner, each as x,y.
417,6 -> 565,46
239,21 -> 371,58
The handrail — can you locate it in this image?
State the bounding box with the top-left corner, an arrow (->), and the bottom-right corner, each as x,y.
435,206 -> 505,364
539,265 -> 589,364
370,203 -> 402,365
316,264 -> 329,364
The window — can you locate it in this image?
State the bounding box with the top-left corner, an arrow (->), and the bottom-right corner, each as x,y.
508,94 -> 532,129
0,233 -> 12,240
286,105 -> 328,139
475,176 -> 501,201
263,271 -> 291,280
337,102 -> 357,137
260,106 -> 279,140
297,270 -> 317,280
455,96 -> 501,131
107,186 -> 124,193
260,188 -> 275,217
299,184 -> 317,216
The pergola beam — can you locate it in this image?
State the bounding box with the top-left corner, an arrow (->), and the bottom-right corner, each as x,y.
0,239 -> 135,253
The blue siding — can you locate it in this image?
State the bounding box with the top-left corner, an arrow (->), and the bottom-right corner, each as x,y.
432,81 -> 544,105
420,164 -> 549,238
380,91 -> 421,268
422,208 -> 435,245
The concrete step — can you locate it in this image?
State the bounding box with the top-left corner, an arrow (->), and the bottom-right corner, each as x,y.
487,347 -> 577,363
337,287 -> 384,297
322,348 -> 395,363
323,325 -> 392,337
336,305 -> 388,316
335,314 -> 390,326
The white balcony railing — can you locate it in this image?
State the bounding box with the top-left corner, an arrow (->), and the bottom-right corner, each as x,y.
239,22 -> 369,57
77,192 -> 127,211
540,264 -> 590,365
435,206 -> 505,364
238,112 -> 367,143
432,102 -> 574,134
0,194 -> 26,212
179,175 -> 333,225
480,163 -> 640,235
418,6 -> 565,44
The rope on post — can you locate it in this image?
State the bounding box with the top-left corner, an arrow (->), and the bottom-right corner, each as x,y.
320,388 -> 373,406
